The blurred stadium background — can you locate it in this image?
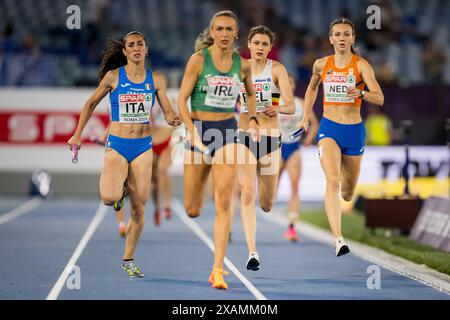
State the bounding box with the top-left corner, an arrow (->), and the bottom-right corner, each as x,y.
0,0 -> 448,208
0,0 -> 449,297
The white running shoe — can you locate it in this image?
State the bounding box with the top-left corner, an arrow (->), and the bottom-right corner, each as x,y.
246,252 -> 260,271
335,237 -> 350,257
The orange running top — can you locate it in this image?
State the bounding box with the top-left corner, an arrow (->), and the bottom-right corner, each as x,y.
320,54 -> 365,108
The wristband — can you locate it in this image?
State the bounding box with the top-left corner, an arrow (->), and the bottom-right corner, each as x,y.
249,116 -> 259,125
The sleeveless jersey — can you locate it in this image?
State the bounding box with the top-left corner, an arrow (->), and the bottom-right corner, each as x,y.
191,48 -> 242,113
321,55 -> 365,108
239,59 -> 281,113
109,66 -> 156,124
279,97 -> 304,143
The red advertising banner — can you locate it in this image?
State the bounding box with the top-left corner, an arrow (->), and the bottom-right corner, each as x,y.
0,111 -> 110,144
410,197 -> 450,253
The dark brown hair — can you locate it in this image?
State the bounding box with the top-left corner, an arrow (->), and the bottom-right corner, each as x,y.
194,10 -> 238,52
98,31 -> 148,82
248,25 -> 275,45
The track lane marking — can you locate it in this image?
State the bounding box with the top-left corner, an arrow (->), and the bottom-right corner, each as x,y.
0,197 -> 42,225
172,199 -> 267,300
46,202 -> 107,300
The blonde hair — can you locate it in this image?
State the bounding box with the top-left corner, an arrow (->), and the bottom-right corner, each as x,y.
194,10 -> 238,52
329,17 -> 358,55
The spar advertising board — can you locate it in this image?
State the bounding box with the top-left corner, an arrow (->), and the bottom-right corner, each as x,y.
0,89 -> 448,201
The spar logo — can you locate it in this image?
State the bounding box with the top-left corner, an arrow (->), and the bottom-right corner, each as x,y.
263,83 -> 271,91
241,83 -> 265,93
119,94 -> 145,103
119,93 -> 152,103
325,75 -> 348,83
206,75 -> 238,86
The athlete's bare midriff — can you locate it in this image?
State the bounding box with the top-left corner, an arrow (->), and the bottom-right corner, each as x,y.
239,112 -> 280,136
109,122 -> 152,138
323,105 -> 362,124
191,110 -> 235,122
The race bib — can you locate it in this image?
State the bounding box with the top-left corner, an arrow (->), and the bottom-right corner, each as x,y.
118,93 -> 152,123
323,73 -> 356,104
204,75 -> 241,109
240,83 -> 272,113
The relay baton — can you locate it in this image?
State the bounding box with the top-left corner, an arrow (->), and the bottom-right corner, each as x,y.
72,144 -> 79,163
289,124 -> 311,141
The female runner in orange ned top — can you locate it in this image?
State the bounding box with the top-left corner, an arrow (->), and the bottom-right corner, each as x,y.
297,18 -> 384,256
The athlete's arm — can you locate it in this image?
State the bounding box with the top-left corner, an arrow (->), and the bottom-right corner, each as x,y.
242,58 -> 260,141
266,62 -> 294,116
347,59 -> 384,106
67,70 -> 116,149
241,58 -> 257,118
300,58 -> 324,132
177,53 -> 203,132
304,108 -> 319,146
154,72 -> 181,126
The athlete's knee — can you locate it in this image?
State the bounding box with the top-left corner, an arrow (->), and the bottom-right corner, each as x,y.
185,204 -> 201,218
241,185 -> 255,206
101,193 -> 122,206
215,194 -> 231,212
130,202 -> 145,215
259,199 -> 274,213
326,176 -> 340,193
341,189 -> 354,202
102,200 -> 114,207
129,205 -> 146,223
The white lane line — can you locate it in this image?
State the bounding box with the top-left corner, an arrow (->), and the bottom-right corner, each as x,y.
171,199 -> 267,300
46,202 -> 108,300
261,210 -> 450,295
0,197 -> 42,225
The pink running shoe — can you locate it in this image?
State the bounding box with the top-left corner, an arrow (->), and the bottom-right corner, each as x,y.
284,226 -> 298,242
162,207 -> 172,220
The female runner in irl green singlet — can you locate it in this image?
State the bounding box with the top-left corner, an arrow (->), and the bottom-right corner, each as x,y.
178,10 -> 259,290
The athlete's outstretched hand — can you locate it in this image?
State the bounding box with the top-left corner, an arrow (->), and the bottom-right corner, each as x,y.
263,103 -> 278,118
164,112 -> 182,127
67,135 -> 82,151
186,126 -> 208,153
249,119 -> 260,142
297,118 -> 310,135
346,87 -> 361,100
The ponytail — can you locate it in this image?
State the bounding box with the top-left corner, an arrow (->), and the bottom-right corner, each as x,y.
194,28 -> 214,52
350,45 -> 360,56
98,38 -> 126,82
